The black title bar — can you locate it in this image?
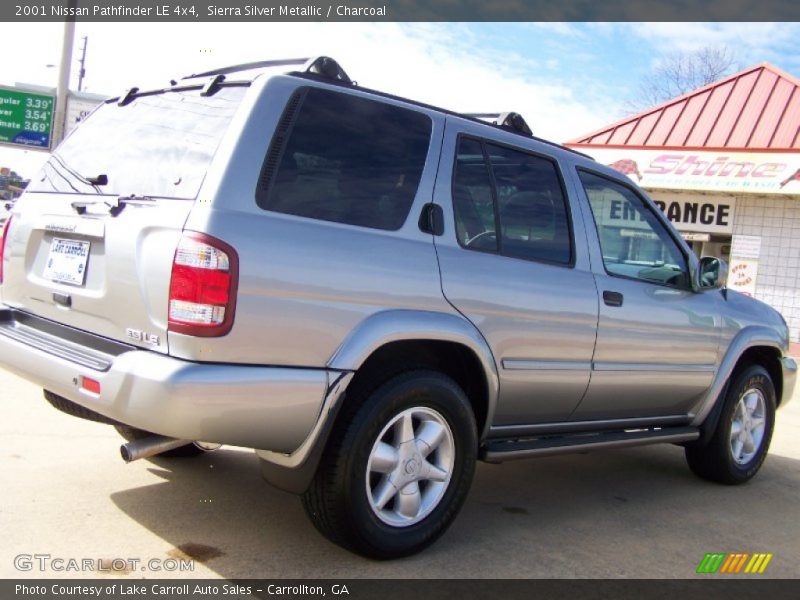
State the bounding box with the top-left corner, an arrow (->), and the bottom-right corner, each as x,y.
3,0 -> 800,22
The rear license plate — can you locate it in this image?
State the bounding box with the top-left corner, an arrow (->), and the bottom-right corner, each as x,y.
43,238 -> 91,286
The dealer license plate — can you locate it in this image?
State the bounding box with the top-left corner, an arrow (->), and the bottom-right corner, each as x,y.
43,238 -> 91,286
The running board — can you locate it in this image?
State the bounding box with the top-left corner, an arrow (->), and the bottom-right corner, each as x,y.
481,427 -> 700,463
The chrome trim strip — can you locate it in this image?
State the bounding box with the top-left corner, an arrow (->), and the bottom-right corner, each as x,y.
502,359 -> 591,371
592,362 -> 717,372
488,414 -> 691,438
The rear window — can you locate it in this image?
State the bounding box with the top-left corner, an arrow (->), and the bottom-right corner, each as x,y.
257,87 -> 432,230
28,86 -> 247,199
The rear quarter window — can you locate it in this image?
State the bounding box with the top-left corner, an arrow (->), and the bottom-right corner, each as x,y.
256,87 -> 432,231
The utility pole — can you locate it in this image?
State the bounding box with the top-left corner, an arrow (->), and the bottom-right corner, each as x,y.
52,19 -> 75,148
78,36 -> 88,92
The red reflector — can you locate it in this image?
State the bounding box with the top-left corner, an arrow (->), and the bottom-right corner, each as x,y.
81,377 -> 101,394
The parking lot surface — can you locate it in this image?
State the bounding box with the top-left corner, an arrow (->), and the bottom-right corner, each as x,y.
1,366 -> 798,579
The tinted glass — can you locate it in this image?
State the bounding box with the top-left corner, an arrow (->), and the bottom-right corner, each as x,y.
489,143 -> 571,264
260,88 -> 432,230
453,138 -> 497,251
29,86 -> 247,199
579,171 -> 689,287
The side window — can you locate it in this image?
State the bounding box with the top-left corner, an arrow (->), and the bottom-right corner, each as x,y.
257,87 -> 432,231
488,144 -> 571,264
453,138 -> 497,251
578,170 -> 690,288
452,137 -> 572,265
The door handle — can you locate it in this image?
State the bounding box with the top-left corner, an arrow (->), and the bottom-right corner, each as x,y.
603,291 -> 624,307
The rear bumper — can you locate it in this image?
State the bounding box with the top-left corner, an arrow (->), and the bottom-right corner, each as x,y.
0,308 -> 331,452
781,356 -> 797,407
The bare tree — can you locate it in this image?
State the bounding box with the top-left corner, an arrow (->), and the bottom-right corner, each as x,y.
626,46 -> 738,113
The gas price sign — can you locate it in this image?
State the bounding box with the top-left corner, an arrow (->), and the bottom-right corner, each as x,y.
0,86 -> 55,150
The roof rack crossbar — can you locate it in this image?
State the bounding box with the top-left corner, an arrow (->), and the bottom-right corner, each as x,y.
298,56 -> 352,84
117,87 -> 139,106
181,56 -> 352,85
465,111 -> 532,136
200,74 -> 226,97
182,58 -> 311,80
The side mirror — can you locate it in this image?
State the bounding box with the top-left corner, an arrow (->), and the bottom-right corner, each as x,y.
695,256 -> 728,291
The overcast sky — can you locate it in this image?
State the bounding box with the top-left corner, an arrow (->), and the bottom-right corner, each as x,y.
1,21 -> 799,178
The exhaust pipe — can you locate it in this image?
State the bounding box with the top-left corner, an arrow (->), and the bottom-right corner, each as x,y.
120,435 -> 192,463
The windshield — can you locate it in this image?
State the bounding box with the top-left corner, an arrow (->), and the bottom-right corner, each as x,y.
28,85 -> 248,199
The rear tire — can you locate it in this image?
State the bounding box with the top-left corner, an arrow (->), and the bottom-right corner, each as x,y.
114,425 -> 205,458
302,370 -> 477,559
685,365 -> 775,485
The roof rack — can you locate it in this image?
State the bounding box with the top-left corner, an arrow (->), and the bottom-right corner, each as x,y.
466,112 -> 532,136
181,56 -> 352,84
182,58 -> 309,80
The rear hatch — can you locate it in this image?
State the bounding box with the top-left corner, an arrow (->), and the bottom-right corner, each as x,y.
1,83 -> 247,353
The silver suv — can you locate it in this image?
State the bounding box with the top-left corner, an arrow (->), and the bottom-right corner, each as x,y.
0,58 -> 796,558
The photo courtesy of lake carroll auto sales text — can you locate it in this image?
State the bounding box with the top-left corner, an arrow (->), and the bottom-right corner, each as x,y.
15,582 -> 350,596
0,3 -> 800,598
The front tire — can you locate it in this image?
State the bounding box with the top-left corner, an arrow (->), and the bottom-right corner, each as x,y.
302,370 -> 477,559
685,364 -> 776,485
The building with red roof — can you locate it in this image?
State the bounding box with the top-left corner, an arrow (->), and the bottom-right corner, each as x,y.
566,62 -> 800,342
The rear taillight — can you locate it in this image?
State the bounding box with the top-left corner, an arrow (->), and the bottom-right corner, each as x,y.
0,216 -> 12,284
168,232 -> 238,337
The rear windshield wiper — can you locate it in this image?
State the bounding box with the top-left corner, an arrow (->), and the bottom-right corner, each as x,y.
49,154 -> 108,194
86,174 -> 108,186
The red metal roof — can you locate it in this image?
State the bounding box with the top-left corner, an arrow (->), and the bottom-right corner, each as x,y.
567,63 -> 800,151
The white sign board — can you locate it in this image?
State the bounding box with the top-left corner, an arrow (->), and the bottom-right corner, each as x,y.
571,147 -> 800,195
730,235 -> 762,259
682,233 -> 710,242
65,91 -> 106,136
727,258 -> 759,296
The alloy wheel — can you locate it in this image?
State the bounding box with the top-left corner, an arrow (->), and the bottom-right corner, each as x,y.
366,407 -> 455,527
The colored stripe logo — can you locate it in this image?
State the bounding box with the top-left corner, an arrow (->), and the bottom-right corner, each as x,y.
697,553 -> 773,574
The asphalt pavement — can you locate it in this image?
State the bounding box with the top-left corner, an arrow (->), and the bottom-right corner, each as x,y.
1,366 -> 798,579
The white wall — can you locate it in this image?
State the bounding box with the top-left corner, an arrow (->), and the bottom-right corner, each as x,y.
732,194 -> 800,342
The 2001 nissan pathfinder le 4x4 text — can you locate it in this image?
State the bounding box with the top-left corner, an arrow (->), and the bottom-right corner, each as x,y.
0,57 -> 796,558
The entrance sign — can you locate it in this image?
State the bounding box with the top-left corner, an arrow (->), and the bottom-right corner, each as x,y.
649,194 -> 735,234
598,190 -> 736,235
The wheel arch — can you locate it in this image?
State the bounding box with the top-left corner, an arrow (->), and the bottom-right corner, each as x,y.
692,326 -> 786,430
734,346 -> 783,405
257,310 -> 499,495
328,309 -> 500,439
